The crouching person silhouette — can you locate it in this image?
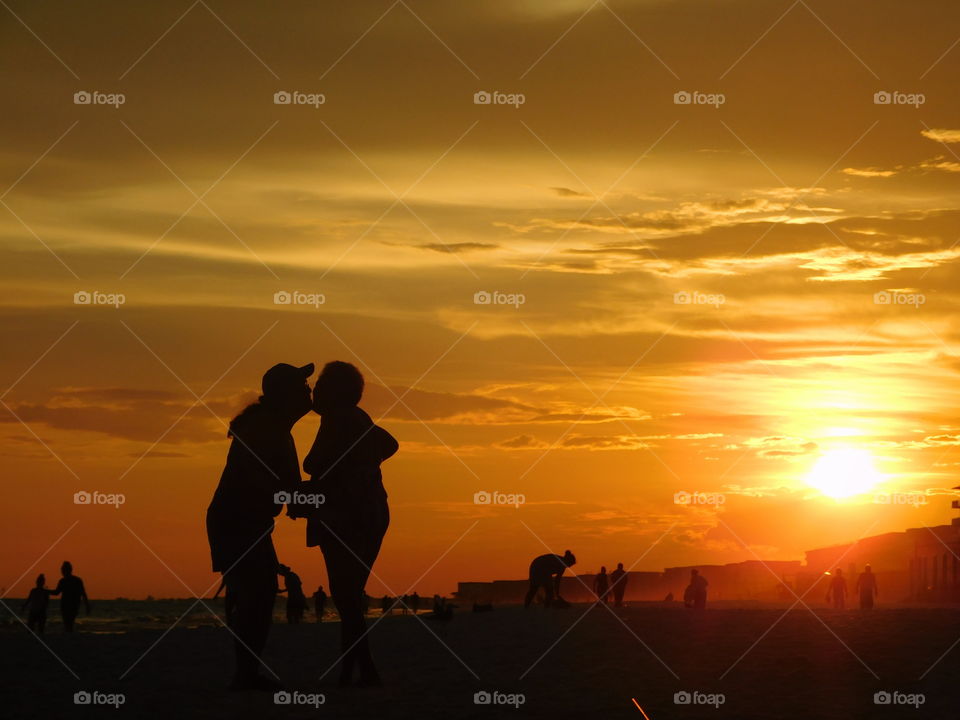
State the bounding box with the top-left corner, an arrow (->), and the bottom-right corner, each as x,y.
206,362 -> 313,691
290,361 -> 398,687
524,550 -> 577,608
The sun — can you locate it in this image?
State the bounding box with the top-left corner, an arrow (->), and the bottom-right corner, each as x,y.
805,448 -> 883,499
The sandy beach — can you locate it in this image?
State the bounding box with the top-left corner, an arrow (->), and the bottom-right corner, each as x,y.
1,601 -> 956,719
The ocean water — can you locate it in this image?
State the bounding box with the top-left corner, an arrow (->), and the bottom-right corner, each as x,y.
1,597 -> 329,633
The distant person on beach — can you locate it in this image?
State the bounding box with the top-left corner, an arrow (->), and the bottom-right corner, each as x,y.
290,360 -> 399,686
277,564 -> 307,624
206,362 -> 313,691
50,561 -> 89,632
856,565 -> 878,609
524,550 -> 577,608
313,586 -> 327,622
430,595 -> 454,620
21,574 -> 51,633
401,594 -> 410,615
826,568 -> 847,609
610,563 -> 627,607
594,566 -> 610,605
684,569 -> 708,610
380,595 -> 392,616
410,591 -> 421,615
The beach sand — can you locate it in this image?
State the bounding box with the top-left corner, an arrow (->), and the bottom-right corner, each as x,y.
1,602 -> 956,719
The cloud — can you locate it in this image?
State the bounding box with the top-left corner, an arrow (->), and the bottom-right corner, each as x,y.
842,167 -> 898,178
417,242 -> 500,253
0,387 -> 231,443
921,128 -> 960,144
918,157 -> 960,173
362,383 -> 539,424
495,434 -> 548,449
739,436 -> 819,458
559,434 -> 651,450
550,186 -> 589,198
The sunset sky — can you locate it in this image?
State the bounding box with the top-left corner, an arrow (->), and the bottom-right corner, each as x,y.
3,0 -> 960,600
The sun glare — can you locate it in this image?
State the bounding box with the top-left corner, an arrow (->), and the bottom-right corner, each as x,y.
804,448 -> 883,499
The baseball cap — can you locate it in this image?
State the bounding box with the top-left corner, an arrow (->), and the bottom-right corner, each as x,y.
262,363 -> 314,397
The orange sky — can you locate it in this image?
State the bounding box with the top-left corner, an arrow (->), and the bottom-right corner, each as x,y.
3,0 -> 960,599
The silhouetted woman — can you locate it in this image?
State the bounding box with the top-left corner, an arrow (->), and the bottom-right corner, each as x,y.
299,361 -> 398,686
594,566 -> 610,605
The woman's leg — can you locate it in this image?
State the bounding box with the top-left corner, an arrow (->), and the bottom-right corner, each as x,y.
320,505 -> 389,685
320,533 -> 367,685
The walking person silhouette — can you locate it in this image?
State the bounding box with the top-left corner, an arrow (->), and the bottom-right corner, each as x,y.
313,586 -> 327,622
856,564 -> 878,609
278,564 -> 307,624
50,561 -> 89,632
21,574 -> 51,633
826,568 -> 847,609
594,566 -> 610,605
291,361 -> 398,687
610,562 -> 628,607
206,362 -> 313,690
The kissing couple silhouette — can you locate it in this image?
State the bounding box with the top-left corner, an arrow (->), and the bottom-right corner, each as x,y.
206,360 -> 398,691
